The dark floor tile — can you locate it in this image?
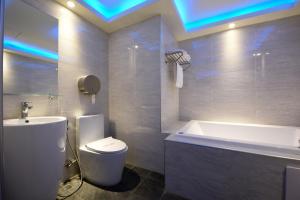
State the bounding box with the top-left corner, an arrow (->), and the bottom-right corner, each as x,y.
161,192 -> 189,200
94,188 -> 134,200
57,178 -> 82,199
127,194 -> 149,200
96,189 -> 145,200
94,190 -> 115,200
132,167 -> 151,178
134,179 -> 164,200
76,182 -> 98,200
61,166 -> 165,200
125,163 -> 135,169
96,167 -> 141,193
65,194 -> 84,200
148,171 -> 165,183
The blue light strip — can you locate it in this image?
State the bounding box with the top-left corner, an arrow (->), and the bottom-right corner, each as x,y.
174,0 -> 297,31
4,38 -> 58,61
81,0 -> 150,21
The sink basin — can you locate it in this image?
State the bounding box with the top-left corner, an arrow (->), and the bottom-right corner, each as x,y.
3,116 -> 67,200
4,116 -> 66,126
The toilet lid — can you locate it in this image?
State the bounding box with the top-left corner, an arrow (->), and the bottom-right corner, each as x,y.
85,137 -> 127,154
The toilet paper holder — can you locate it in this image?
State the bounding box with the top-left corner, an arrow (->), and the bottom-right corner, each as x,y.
78,75 -> 101,95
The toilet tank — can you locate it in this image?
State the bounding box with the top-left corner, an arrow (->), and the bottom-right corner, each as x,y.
76,114 -> 104,147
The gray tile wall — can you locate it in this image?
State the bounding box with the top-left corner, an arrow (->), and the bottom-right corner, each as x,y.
179,15 -> 300,127
165,140 -> 300,200
3,3 -> 178,176
160,18 -> 179,131
0,0 -> 4,198
3,0 -> 109,179
109,16 -> 168,173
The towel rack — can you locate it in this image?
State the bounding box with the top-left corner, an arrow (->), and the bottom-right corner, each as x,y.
165,51 -> 191,71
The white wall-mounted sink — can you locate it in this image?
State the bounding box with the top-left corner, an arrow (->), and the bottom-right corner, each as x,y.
4,116 -> 66,126
3,116 -> 67,200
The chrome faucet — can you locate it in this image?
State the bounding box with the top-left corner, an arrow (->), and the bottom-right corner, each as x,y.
21,102 -> 33,119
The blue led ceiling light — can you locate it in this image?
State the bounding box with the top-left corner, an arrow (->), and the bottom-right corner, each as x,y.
80,0 -> 153,21
4,38 -> 58,61
174,0 -> 297,32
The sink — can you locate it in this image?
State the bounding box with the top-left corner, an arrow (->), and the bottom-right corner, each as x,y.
3,116 -> 67,200
4,116 -> 66,126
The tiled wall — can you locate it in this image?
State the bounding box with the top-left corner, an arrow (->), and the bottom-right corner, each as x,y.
179,15 -> 300,126
2,2 -> 178,175
0,0 -> 4,198
160,18 -> 179,131
3,0 -> 109,178
109,16 -> 170,173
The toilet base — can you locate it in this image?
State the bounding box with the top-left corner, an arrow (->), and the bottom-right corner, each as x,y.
79,146 -> 128,186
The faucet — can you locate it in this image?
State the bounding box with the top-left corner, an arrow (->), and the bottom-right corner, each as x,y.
21,102 -> 33,119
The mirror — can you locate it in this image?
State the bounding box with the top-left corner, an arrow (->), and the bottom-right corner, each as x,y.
3,0 -> 58,96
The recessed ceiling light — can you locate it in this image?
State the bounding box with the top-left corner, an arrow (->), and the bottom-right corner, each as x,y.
67,1 -> 76,8
228,23 -> 236,29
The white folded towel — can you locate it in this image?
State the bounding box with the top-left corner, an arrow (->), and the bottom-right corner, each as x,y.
176,63 -> 183,88
182,51 -> 191,62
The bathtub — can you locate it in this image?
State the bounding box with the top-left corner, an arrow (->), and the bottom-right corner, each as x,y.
165,120 -> 300,200
171,120 -> 300,160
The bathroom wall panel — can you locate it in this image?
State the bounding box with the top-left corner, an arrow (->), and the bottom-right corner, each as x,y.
3,0 -> 109,179
160,18 -> 179,132
179,15 -> 300,126
109,16 -> 167,173
0,0 -> 4,198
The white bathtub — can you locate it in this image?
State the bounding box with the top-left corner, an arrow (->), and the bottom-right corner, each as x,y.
167,120 -> 300,160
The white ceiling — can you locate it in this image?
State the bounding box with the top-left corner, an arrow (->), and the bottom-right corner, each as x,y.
55,0 -> 300,41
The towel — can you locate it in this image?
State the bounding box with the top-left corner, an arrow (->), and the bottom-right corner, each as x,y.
176,63 -> 183,88
181,50 -> 191,62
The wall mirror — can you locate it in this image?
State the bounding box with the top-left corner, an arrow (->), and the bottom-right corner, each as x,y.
3,0 -> 58,96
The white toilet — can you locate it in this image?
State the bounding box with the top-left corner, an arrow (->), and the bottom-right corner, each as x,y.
76,114 -> 128,186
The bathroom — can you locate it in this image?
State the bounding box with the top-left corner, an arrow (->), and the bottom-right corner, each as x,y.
1,0 -> 300,199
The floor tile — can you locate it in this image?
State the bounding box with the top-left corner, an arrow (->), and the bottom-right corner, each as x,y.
125,163 -> 135,169
148,171 -> 164,183
96,167 -> 141,193
161,192 -> 190,200
131,166 -> 151,178
57,165 -> 179,200
134,179 -> 164,200
127,194 -> 149,200
76,182 -> 98,200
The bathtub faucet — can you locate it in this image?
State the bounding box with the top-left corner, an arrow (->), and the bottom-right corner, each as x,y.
21,101 -> 33,119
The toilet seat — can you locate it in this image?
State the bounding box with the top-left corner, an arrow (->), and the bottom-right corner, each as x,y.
85,137 -> 127,154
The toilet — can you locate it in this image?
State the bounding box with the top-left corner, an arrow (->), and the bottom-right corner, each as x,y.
76,114 -> 128,186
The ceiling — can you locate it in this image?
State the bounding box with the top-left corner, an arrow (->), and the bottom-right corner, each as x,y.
56,0 -> 300,41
